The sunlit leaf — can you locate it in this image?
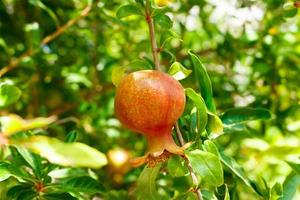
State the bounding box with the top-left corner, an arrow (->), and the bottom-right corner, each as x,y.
168,62 -> 192,80
136,164 -> 162,200
19,136 -> 107,169
188,50 -> 216,113
220,107 -> 271,125
0,114 -> 57,136
186,150 -> 223,188
0,84 -> 21,108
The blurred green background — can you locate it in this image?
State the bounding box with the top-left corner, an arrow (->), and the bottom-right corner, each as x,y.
0,0 -> 299,199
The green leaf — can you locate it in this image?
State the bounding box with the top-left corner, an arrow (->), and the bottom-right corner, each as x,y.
168,62 -> 192,80
29,0 -> 59,27
59,176 -> 105,194
111,66 -> 127,87
6,184 -> 36,200
130,59 -> 153,70
153,14 -> 173,29
202,189 -> 218,200
206,112 -> 223,138
104,190 -> 128,200
224,184 -> 230,200
220,107 -> 272,125
0,84 -> 21,107
0,114 -> 57,136
186,88 -> 208,135
188,50 -> 216,113
283,2 -> 298,18
42,193 -> 77,200
136,164 -> 162,200
65,130 -> 78,143
0,162 -> 30,182
0,165 -> 11,182
219,152 -> 254,190
280,172 -> 300,200
116,4 -> 143,19
19,136 -> 107,169
160,30 -> 180,47
0,38 -> 8,52
286,161 -> 300,175
186,150 -> 223,188
13,146 -> 42,179
270,182 -> 283,200
167,156 -> 188,177
203,140 -> 220,157
24,22 -> 41,49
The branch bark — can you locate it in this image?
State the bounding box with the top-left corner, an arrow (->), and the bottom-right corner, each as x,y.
0,2 -> 94,77
145,0 -> 161,71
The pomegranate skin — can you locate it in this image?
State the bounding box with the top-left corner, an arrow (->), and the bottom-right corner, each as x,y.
114,70 -> 186,167
114,70 -> 185,135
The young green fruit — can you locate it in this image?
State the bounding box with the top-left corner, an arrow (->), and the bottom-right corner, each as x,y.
114,70 -> 186,167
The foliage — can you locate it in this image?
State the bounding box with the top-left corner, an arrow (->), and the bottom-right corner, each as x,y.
0,0 -> 299,199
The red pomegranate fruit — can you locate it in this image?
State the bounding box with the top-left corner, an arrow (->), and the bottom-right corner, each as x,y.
114,70 -> 186,167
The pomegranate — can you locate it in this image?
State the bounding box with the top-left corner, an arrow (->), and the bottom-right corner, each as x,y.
114,70 -> 186,167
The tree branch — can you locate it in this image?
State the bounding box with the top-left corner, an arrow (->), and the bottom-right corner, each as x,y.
0,2 -> 94,77
145,0 -> 161,71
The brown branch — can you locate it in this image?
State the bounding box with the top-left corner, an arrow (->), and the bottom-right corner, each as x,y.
175,122 -> 203,200
0,3 -> 93,77
145,0 -> 161,71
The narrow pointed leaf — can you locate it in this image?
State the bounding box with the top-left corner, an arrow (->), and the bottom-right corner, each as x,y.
188,50 -> 216,113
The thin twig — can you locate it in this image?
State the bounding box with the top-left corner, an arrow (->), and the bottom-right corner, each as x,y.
175,122 -> 203,200
175,122 -> 185,145
0,2 -> 94,77
145,0 -> 161,71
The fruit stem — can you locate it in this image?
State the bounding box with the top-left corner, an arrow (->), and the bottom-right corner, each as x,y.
145,0 -> 161,71
176,122 -> 203,200
144,1 -> 202,199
